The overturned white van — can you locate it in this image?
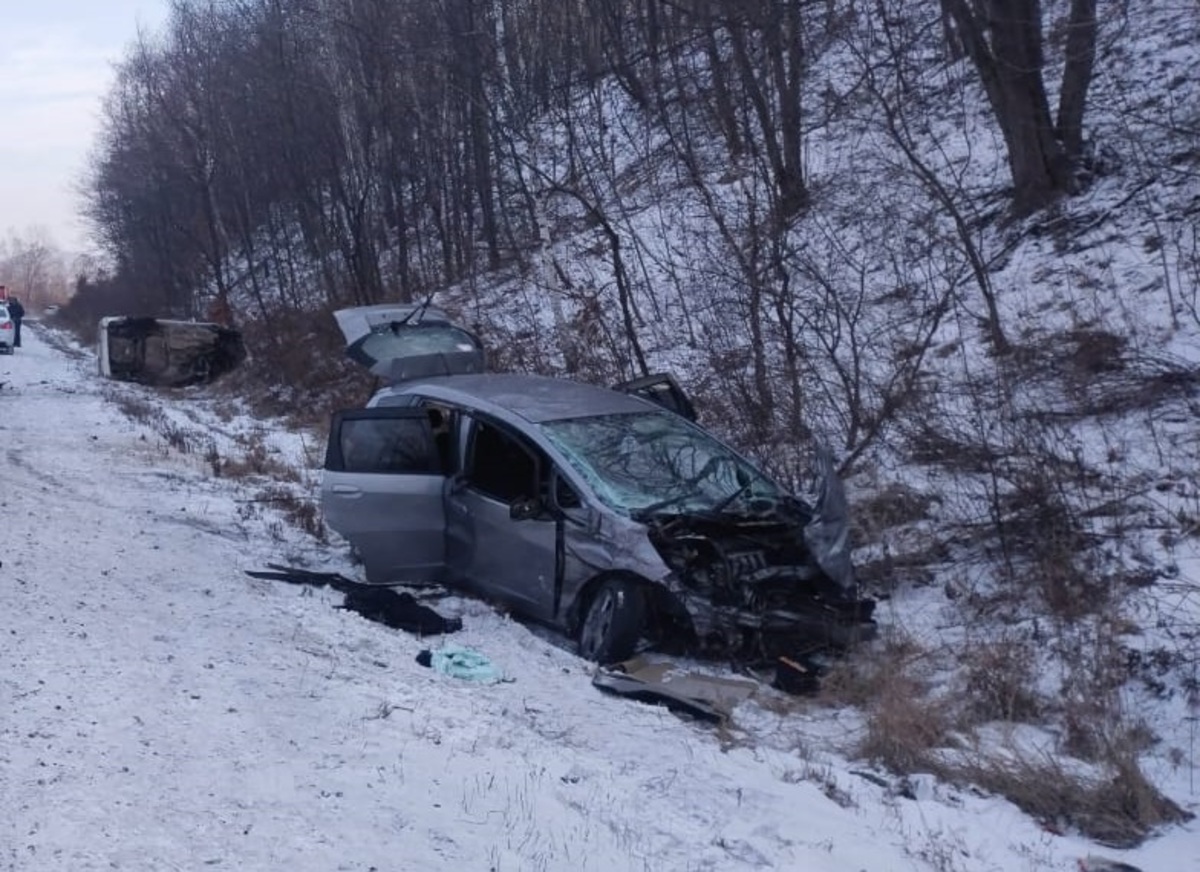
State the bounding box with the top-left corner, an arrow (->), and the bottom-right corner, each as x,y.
98,316 -> 246,387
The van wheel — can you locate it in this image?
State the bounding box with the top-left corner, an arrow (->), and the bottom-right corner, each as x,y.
578,578 -> 645,664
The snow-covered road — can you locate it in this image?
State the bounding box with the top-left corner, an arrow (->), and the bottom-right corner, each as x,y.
1,326 -> 1191,872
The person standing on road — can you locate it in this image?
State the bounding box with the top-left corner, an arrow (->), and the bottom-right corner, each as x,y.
7,296 -> 25,347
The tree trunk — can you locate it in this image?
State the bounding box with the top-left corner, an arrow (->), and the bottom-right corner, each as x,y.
940,0 -> 1072,214
1056,0 -> 1098,163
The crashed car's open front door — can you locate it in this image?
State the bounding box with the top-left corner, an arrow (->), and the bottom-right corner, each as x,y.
613,373 -> 697,421
445,416 -> 560,621
322,408 -> 447,585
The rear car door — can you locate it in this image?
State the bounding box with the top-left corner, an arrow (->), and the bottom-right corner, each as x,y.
322,408 -> 446,585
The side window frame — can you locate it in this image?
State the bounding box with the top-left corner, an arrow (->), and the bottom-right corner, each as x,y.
414,399 -> 461,475
550,467 -> 582,510
462,416 -> 542,505
325,408 -> 442,474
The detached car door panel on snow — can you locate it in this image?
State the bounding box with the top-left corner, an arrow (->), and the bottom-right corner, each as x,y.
322,408 -> 446,585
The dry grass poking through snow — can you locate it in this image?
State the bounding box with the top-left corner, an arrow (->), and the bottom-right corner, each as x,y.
106,383 -> 325,542
817,628 -> 1192,847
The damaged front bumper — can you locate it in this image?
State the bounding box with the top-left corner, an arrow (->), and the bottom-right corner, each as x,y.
670,584 -> 877,661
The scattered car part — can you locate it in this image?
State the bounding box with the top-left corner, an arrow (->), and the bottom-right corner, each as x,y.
245,564 -> 462,635
773,654 -> 822,695
592,656 -> 760,723
612,372 -> 698,421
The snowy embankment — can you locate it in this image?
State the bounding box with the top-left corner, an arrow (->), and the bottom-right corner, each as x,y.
1,325 -> 1193,871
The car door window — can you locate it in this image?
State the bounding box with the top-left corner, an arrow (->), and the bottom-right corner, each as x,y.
334,416 -> 439,474
466,420 -> 538,503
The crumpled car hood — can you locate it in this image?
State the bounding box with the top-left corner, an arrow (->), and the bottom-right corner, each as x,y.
637,445 -> 858,599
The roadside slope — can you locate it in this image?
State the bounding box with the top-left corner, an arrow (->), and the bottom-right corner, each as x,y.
2,326 -> 1190,871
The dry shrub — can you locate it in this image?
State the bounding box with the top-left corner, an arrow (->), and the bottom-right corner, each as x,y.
957,637 -> 1045,725
212,400 -> 240,423
161,423 -> 207,455
858,673 -> 955,773
826,636 -> 1189,847
1057,648 -> 1145,764
853,482 -> 936,541
217,307 -> 374,431
960,456 -> 1110,621
949,623 -> 1187,847
254,486 -> 325,541
215,435 -> 300,482
907,422 -> 1005,473
108,389 -> 211,455
1064,328 -> 1127,375
110,392 -> 157,426
821,634 -> 953,772
817,659 -> 878,711
819,632 -> 926,708
950,742 -> 1190,848
1022,331 -> 1200,418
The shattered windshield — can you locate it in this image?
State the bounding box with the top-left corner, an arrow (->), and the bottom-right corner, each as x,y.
540,411 -> 782,517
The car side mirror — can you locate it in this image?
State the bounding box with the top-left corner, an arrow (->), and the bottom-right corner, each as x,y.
509,496 -> 543,521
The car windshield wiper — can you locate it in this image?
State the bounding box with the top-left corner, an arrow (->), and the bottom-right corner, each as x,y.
390,292 -> 437,330
631,455 -> 733,518
634,479 -> 752,521
632,490 -> 694,519
708,481 -> 751,516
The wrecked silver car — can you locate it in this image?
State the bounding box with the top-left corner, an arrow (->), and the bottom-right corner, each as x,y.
321,304 -> 875,664
98,316 -> 246,387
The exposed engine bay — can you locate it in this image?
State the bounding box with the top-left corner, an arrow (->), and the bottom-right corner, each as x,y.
646,511 -> 877,660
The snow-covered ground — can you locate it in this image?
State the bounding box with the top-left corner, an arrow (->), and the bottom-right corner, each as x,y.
2,325 -> 1196,871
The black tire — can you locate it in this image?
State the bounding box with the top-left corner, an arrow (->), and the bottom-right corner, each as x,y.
578,577 -> 646,664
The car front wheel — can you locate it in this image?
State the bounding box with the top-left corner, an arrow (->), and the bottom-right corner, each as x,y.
578,577 -> 646,664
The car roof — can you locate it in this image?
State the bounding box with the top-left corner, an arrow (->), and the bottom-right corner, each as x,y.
381,373 -> 659,423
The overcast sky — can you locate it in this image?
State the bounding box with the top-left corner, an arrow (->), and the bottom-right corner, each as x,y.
0,0 -> 168,253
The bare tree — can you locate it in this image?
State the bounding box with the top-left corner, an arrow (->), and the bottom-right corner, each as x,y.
1056,0 -> 1098,163
939,0 -> 1098,214
0,230 -> 68,311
